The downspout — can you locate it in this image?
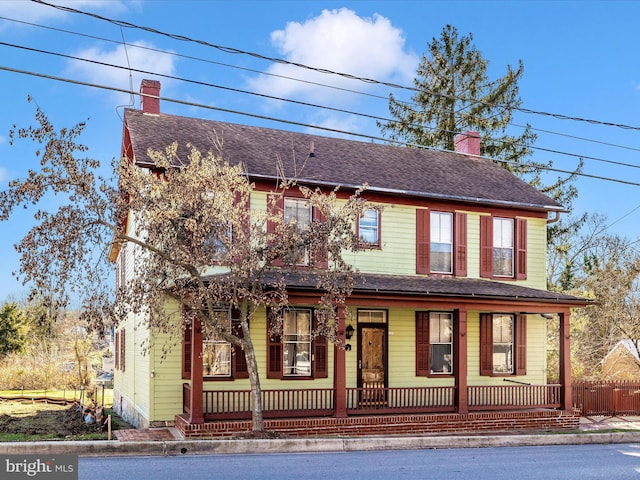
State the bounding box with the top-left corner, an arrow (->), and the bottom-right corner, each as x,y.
547,211 -> 561,224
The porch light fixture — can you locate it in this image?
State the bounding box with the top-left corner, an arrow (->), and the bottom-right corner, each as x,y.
345,324 -> 354,340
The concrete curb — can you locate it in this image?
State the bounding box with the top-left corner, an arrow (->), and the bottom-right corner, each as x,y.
3,431 -> 640,457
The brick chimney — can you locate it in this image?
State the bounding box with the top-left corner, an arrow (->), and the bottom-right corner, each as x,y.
140,79 -> 161,114
454,131 -> 480,156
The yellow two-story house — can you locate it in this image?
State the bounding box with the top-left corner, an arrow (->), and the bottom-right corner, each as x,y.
112,80 -> 590,437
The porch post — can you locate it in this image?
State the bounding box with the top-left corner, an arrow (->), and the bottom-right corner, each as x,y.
454,308 -> 468,414
334,305 -> 348,418
558,310 -> 572,411
188,316 -> 204,424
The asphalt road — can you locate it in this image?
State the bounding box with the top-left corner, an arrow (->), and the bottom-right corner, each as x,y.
80,443 -> 640,479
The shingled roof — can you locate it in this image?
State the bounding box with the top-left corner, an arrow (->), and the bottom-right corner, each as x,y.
124,108 -> 564,212
254,271 -> 590,306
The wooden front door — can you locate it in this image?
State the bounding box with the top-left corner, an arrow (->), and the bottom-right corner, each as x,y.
358,325 -> 387,405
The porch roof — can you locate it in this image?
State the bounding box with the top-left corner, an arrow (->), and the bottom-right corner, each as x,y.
258,271 -> 591,306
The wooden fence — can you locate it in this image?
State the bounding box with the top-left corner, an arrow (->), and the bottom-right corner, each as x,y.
572,381 -> 640,416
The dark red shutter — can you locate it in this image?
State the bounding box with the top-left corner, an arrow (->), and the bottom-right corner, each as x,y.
233,191 -> 251,242
516,218 -> 527,280
267,194 -> 284,267
480,216 -> 493,278
232,315 -> 249,379
416,312 -> 430,376
267,311 -> 282,379
515,314 -> 527,375
454,212 -> 467,277
114,331 -> 120,371
479,314 -> 493,376
416,209 -> 430,274
182,322 -> 192,380
120,328 -> 126,373
312,207 -> 329,269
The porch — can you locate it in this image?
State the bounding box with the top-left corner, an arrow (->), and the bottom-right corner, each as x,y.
177,383 -> 579,438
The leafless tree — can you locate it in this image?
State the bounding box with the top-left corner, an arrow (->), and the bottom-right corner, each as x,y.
0,105 -> 368,432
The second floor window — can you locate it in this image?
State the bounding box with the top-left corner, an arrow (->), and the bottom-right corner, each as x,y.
480,216 -> 527,279
493,218 -> 514,277
416,209 -> 467,277
430,212 -> 453,274
358,208 -> 381,247
284,198 -> 312,265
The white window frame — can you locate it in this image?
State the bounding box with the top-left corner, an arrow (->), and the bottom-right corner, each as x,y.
202,311 -> 232,378
493,217 -> 514,277
492,314 -> 514,374
283,309 -> 312,377
430,211 -> 453,274
357,309 -> 387,323
358,208 -> 380,247
284,198 -> 312,266
429,312 -> 453,374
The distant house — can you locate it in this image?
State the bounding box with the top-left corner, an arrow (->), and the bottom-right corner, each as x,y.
601,340 -> 640,380
111,80 -> 591,437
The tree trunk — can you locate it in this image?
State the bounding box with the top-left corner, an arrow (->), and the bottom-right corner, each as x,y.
243,336 -> 264,432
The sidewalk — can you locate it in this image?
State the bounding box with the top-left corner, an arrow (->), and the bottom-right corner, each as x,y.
2,417 -> 640,458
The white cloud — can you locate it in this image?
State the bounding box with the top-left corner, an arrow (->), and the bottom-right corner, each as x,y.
247,8 -> 417,105
0,1 -> 132,26
66,41 -> 176,104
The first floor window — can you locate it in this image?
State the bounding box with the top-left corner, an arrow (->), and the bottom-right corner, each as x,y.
416,311 -> 454,377
283,309 -> 312,376
267,307 -> 328,380
202,311 -> 232,377
492,314 -> 514,374
182,309 -> 249,381
429,312 -> 453,374
480,313 -> 526,376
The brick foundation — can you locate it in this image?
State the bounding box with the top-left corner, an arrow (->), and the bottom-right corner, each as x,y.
175,409 -> 580,438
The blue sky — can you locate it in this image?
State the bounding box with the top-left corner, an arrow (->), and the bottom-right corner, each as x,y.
1,0 -> 639,303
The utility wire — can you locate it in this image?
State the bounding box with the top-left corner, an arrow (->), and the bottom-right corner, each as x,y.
2,39 -> 637,173
4,14 -> 640,159
2,63 -> 640,188
31,0 -> 640,132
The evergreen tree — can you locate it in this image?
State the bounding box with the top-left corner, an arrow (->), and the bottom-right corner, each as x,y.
0,302 -> 28,358
380,25 -> 581,210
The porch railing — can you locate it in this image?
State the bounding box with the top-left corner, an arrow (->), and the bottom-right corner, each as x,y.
346,386 -> 455,414
183,383 -> 562,421
468,384 -> 561,410
190,385 -> 335,420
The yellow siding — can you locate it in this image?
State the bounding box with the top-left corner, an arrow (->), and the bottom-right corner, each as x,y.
148,301 -> 187,423
523,217 -> 547,290
345,204 -> 416,275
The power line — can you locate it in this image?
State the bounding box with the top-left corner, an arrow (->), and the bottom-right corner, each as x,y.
5,13 -> 640,165
3,63 -> 640,189
3,39 -> 639,175
31,0 -> 640,133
